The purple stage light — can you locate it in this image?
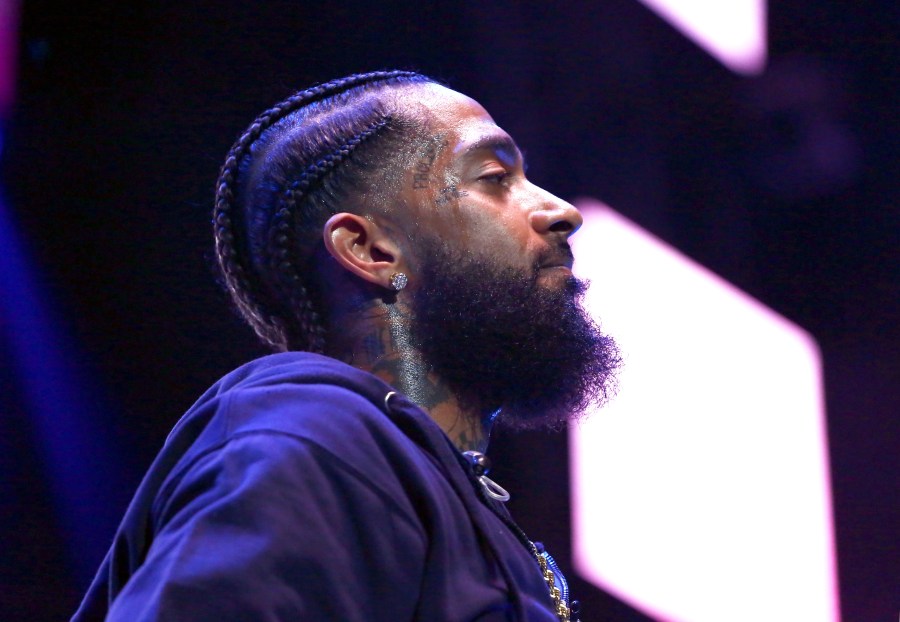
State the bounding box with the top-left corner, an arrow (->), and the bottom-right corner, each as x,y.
0,0 -> 19,117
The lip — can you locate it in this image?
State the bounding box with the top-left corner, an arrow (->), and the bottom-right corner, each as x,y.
537,264 -> 574,279
536,245 -> 575,275
538,257 -> 574,271
540,263 -> 573,271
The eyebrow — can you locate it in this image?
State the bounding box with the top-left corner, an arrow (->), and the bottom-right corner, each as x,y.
461,134 -> 526,169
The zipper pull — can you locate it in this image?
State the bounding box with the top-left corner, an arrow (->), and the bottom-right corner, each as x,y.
462,450 -> 511,502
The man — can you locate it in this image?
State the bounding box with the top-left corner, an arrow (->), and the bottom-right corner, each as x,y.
73,70 -> 619,621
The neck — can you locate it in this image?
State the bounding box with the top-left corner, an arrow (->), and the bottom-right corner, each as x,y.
327,299 -> 493,453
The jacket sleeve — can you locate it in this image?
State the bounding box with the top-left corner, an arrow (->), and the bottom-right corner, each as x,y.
105,431 -> 427,621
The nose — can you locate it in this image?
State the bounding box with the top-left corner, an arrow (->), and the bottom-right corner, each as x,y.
529,187 -> 583,238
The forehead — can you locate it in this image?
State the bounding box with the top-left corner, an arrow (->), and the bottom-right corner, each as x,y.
389,83 -> 509,152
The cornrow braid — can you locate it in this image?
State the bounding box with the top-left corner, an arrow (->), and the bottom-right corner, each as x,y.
213,70 -> 432,352
263,118 -> 391,353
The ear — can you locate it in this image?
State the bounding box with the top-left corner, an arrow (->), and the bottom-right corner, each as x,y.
322,212 -> 404,289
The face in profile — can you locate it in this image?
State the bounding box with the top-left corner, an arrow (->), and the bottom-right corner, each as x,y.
388,83 -> 582,287
386,84 -> 620,428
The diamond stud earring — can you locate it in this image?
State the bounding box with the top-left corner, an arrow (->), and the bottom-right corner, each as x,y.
389,272 -> 408,291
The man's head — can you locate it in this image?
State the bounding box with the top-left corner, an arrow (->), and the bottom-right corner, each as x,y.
214,71 -> 435,352
214,71 -> 619,426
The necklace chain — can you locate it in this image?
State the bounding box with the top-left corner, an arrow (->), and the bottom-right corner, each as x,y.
531,544 -> 570,621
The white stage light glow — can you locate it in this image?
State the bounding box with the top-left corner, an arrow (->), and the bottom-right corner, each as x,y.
636,0 -> 767,75
570,200 -> 839,621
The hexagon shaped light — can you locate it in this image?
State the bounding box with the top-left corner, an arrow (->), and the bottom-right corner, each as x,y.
570,200 -> 839,622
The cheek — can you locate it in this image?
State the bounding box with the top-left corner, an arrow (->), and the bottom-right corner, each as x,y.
411,177 -> 536,268
453,203 -> 536,269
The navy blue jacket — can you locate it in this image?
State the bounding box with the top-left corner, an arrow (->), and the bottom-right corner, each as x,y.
72,353 -> 562,621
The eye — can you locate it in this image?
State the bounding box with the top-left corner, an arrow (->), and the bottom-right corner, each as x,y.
480,171 -> 510,186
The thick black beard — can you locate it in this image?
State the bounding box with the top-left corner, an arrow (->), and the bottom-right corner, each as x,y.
409,242 -> 621,431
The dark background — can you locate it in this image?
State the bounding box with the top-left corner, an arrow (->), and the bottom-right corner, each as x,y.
1,1 -> 897,620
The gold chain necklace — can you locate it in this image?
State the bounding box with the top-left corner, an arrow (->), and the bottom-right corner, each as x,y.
531,542 -> 571,622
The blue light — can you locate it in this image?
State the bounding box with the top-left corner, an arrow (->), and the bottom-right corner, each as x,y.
0,176 -> 131,586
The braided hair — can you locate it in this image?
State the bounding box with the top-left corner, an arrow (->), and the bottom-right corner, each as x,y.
213,71 -> 433,353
